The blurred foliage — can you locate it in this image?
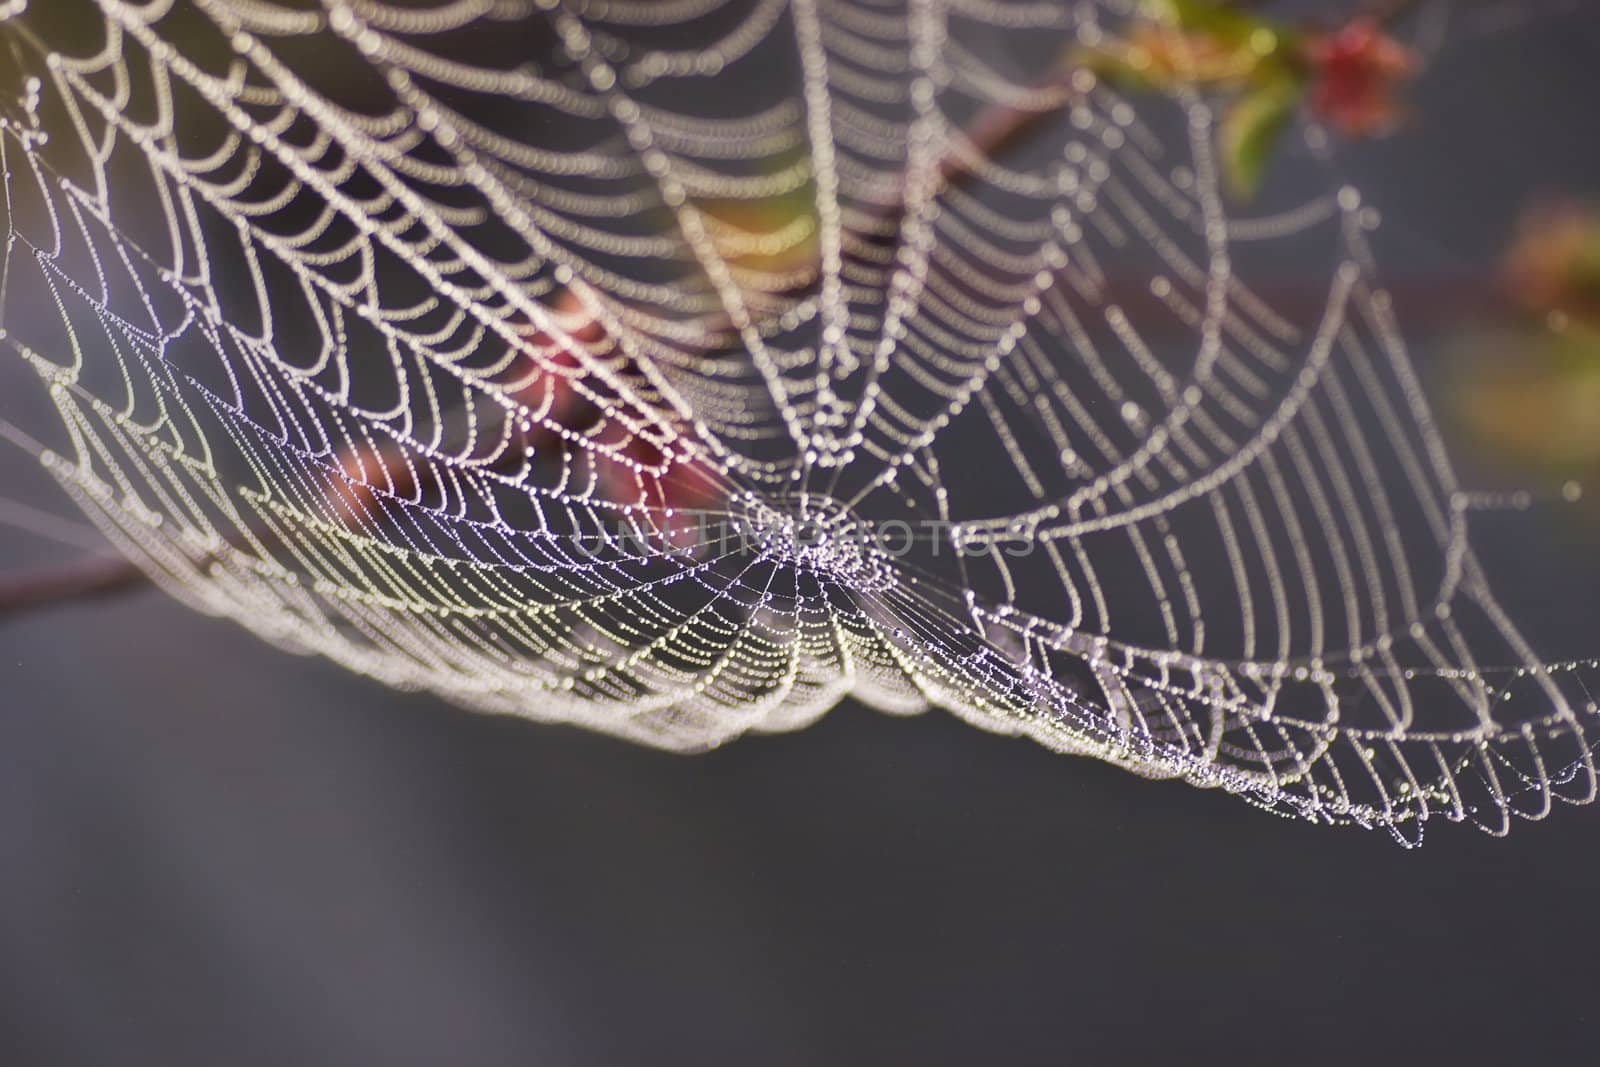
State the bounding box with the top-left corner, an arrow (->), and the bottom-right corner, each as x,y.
1452,203 -> 1600,496
1076,0 -> 1415,199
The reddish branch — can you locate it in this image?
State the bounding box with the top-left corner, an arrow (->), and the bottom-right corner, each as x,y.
0,553 -> 148,622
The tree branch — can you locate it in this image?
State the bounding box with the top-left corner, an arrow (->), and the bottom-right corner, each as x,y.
0,553 -> 148,623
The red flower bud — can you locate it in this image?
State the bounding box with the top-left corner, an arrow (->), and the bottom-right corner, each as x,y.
1305,18 -> 1415,138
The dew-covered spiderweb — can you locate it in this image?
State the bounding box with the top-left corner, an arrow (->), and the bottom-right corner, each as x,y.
2,0 -> 1597,842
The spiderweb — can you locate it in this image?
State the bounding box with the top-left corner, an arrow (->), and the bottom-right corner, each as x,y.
1,0 -> 1596,842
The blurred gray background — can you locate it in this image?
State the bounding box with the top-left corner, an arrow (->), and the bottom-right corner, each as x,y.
4,5 -> 1600,1065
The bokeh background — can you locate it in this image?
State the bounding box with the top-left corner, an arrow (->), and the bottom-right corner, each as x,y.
4,5 -> 1600,1065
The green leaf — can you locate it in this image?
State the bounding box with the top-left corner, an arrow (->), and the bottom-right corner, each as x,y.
1219,78 -> 1302,201
1572,230 -> 1600,298
1148,0 -> 1263,39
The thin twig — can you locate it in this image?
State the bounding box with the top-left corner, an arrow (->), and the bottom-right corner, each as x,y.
0,553 -> 147,623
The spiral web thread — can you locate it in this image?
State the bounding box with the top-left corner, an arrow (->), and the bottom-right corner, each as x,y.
1,0 -> 1596,842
